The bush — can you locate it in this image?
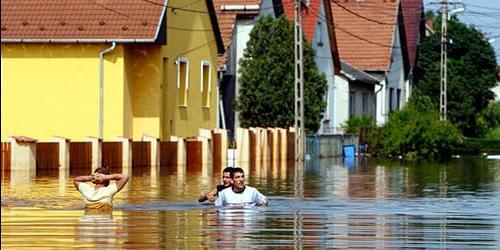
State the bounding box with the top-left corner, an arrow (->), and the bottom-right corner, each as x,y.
341,115 -> 373,134
368,96 -> 463,160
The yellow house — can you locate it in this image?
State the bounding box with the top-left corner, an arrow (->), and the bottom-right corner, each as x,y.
1,0 -> 224,141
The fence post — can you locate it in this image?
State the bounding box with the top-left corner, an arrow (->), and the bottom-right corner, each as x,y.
170,136 -> 186,175
7,136 -> 37,184
85,137 -> 102,172
115,137 -> 132,175
199,129 -> 213,177
236,128 -> 250,174
142,135 -> 160,167
52,136 -> 70,170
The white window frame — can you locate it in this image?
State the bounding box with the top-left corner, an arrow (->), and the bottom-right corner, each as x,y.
176,57 -> 189,106
200,61 -> 211,108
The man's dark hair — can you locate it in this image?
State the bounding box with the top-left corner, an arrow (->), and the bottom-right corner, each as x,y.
94,166 -> 110,175
222,167 -> 233,174
230,167 -> 244,178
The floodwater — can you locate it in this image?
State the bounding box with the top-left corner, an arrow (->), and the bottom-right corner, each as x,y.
2,157 -> 500,249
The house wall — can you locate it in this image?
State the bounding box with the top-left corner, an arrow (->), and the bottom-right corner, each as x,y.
313,0 -> 337,134
333,75 -> 350,133
349,82 -> 375,118
1,43 -> 126,141
124,45 -> 162,140
386,21 -> 405,114
163,0 -> 220,138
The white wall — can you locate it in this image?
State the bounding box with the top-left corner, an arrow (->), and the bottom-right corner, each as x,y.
313,0 -> 337,134
386,22 -> 406,113
334,76 -> 350,133
234,19 -> 256,130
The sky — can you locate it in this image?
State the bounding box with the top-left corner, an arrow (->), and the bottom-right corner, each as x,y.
424,0 -> 500,64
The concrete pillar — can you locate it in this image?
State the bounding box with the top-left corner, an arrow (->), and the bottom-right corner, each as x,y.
142,135 -> 160,167
51,136 -> 70,170
170,136 -> 186,175
236,127 -> 250,174
198,128 -> 213,177
115,137 -> 132,175
7,136 -> 37,186
7,136 -> 37,171
278,128 -> 287,161
85,136 -> 101,171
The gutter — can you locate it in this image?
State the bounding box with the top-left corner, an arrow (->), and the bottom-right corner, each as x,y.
221,5 -> 259,11
99,42 -> 117,139
1,39 -> 154,43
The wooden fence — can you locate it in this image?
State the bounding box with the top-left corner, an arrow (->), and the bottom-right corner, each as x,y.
159,141 -> 177,174
36,142 -> 59,176
70,142 -> 92,176
186,140 -> 202,172
102,142 -> 122,173
1,142 -> 11,174
132,142 -> 150,175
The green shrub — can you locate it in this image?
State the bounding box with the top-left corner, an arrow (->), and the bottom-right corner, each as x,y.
341,115 -> 374,134
368,96 -> 463,160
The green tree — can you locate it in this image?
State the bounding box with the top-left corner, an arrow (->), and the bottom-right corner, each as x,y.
416,16 -> 497,137
236,16 -> 327,132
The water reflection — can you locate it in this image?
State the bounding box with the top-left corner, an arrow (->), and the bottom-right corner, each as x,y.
2,157 -> 500,248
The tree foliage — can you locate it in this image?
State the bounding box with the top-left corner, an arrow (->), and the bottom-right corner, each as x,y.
415,16 -> 497,137
236,16 -> 327,132
368,94 -> 463,160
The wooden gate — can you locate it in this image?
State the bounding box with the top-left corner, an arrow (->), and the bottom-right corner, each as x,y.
249,131 -> 256,172
186,140 -> 202,172
159,141 -> 177,174
36,142 -> 59,176
102,142 -> 122,173
1,142 -> 11,174
70,142 -> 92,176
132,142 -> 150,175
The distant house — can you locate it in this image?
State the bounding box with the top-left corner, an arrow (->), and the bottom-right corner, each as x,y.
213,0 -> 262,137
331,0 -> 424,125
1,0 -> 224,141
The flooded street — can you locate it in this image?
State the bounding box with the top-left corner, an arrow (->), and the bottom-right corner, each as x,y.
2,157 -> 500,248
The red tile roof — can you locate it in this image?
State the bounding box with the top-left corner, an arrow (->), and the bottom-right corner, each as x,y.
401,0 -> 423,70
1,0 -> 166,42
331,0 -> 399,71
280,0 -> 322,42
213,0 -> 261,68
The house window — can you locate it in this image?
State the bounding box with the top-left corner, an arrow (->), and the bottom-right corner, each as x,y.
349,91 -> 355,117
176,58 -> 189,106
362,92 -> 368,115
201,61 -> 211,107
397,89 -> 401,110
316,21 -> 323,47
389,88 -> 394,111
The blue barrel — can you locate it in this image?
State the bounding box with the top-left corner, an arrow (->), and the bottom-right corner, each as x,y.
343,144 -> 356,157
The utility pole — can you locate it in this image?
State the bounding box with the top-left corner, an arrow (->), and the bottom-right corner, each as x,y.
439,0 -> 448,121
294,0 -> 306,161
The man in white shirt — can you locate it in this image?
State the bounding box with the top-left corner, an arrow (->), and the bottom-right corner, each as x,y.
215,167 -> 268,207
73,167 -> 128,213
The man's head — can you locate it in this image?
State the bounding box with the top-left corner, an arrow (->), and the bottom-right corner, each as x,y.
92,167 -> 110,185
230,167 -> 245,191
222,167 -> 233,187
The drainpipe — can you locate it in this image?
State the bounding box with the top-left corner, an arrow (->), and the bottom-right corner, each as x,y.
99,42 -> 117,139
374,81 -> 383,126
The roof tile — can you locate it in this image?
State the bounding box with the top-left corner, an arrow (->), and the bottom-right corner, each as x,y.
331,0 -> 399,71
1,0 -> 165,41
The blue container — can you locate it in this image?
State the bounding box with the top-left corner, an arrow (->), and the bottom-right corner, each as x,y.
343,144 -> 356,157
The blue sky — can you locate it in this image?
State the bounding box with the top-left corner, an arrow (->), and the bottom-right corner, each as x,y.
424,0 -> 500,64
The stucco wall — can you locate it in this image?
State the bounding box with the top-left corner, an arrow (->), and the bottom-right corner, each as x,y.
163,0 -> 220,138
1,43 -> 125,141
